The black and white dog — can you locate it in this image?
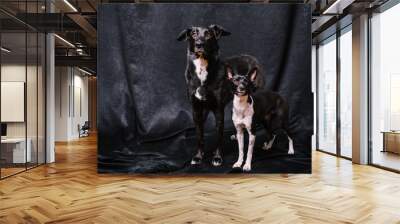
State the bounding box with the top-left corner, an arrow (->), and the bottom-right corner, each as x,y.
177,25 -> 232,166
225,55 -> 294,171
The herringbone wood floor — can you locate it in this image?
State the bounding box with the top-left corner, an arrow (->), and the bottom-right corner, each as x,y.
1,135 -> 400,224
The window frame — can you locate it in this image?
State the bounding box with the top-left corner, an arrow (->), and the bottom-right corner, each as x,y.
315,24 -> 353,161
367,0 -> 400,173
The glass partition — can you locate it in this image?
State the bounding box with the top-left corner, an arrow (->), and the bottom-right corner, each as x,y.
0,1 -> 46,179
27,30 -> 38,169
317,35 -> 337,154
370,3 -> 400,171
38,32 -> 45,165
339,27 -> 352,158
1,30 -> 28,177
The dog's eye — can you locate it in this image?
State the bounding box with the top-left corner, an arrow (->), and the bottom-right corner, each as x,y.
191,31 -> 197,37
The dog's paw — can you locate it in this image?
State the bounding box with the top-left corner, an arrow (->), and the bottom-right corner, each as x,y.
212,156 -> 223,167
242,163 -> 252,172
191,156 -> 202,165
288,147 -> 294,155
230,135 -> 237,141
232,161 -> 243,168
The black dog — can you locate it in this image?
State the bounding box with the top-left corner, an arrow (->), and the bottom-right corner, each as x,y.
177,24 -> 231,166
226,55 -> 294,171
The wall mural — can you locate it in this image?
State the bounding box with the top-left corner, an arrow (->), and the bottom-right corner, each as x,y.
98,4 -> 312,173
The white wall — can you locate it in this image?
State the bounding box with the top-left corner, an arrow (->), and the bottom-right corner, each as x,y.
1,64 -> 40,137
72,73 -> 89,138
55,67 -> 89,141
55,67 -> 70,141
1,65 -> 27,140
1,65 -> 26,132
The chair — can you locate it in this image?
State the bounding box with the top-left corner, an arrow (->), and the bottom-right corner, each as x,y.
78,121 -> 90,138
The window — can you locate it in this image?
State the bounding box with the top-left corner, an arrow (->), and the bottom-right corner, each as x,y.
370,3 -> 400,171
316,24 -> 353,159
317,35 -> 337,154
339,27 -> 352,158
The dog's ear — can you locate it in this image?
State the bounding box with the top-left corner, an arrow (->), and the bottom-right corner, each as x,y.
177,28 -> 191,41
226,66 -> 233,80
249,67 -> 265,89
249,68 -> 257,82
209,24 -> 231,39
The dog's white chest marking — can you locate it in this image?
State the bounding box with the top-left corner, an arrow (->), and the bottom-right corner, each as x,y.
232,95 -> 254,129
232,95 -> 256,171
193,58 -> 208,85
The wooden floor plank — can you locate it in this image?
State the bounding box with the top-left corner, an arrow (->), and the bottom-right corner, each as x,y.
0,135 -> 400,223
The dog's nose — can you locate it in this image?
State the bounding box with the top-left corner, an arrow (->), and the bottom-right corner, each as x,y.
195,43 -> 204,49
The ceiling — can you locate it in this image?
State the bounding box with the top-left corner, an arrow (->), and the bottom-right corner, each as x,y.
0,0 -> 390,74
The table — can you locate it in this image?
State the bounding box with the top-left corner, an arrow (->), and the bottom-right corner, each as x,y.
382,131 -> 400,154
1,138 -> 31,163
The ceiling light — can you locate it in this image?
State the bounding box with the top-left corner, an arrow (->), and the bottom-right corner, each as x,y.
76,48 -> 86,56
78,67 -> 93,76
1,47 -> 11,53
322,0 -> 354,15
63,0 -> 78,12
54,34 -> 75,48
323,0 -> 341,14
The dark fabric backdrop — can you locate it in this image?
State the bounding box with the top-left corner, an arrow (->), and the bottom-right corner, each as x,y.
98,3 -> 313,173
